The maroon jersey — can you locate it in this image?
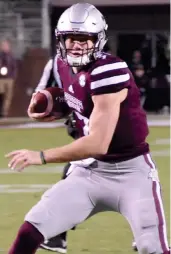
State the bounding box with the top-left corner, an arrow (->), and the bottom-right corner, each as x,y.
57,53 -> 149,161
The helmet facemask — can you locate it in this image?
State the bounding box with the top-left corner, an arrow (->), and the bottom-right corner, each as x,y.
55,31 -> 107,67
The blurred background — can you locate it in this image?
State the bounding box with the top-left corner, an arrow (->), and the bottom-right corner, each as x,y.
0,0 -> 170,118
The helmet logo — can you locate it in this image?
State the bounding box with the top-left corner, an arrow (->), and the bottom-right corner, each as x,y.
79,74 -> 86,87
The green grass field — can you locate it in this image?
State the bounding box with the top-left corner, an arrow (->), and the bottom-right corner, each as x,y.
0,127 -> 170,253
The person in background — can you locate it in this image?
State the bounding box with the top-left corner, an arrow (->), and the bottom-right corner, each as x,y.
152,50 -> 170,114
143,47 -> 170,114
133,64 -> 150,108
131,50 -> 144,73
0,39 -> 17,117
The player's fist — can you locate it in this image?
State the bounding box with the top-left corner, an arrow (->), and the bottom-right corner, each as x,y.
27,87 -> 70,122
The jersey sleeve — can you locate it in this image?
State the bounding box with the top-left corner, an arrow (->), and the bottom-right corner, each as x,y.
90,59 -> 131,95
35,59 -> 53,92
35,55 -> 63,92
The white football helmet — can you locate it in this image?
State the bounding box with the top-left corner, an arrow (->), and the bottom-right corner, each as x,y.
55,3 -> 108,67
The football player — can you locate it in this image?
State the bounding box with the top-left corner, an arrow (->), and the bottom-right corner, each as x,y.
34,57 -> 139,253
6,3 -> 170,254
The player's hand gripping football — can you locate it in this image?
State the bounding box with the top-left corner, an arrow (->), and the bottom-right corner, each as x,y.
27,93 -> 57,122
5,149 -> 42,172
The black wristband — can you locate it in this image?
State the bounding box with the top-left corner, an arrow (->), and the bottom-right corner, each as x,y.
40,151 -> 46,164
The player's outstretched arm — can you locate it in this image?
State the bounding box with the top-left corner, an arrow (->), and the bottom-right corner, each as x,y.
5,88 -> 128,171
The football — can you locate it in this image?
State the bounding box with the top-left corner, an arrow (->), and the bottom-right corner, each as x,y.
33,87 -> 70,119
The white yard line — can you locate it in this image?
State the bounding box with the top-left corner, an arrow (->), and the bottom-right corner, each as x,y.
151,150 -> 170,156
152,139 -> 170,145
0,122 -> 65,129
0,184 -> 52,193
0,166 -> 63,174
0,119 -> 170,129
